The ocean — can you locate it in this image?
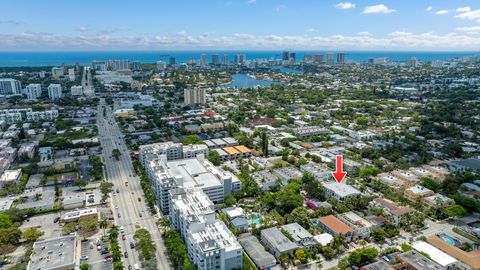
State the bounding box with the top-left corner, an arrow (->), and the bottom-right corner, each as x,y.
0,51 -> 478,67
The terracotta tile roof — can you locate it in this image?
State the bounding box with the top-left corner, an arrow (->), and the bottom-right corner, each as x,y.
234,145 -> 251,154
373,198 -> 414,217
427,235 -> 480,269
223,147 -> 240,155
318,215 -> 353,235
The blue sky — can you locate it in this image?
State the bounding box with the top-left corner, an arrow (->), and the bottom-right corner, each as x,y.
1,0 -> 480,51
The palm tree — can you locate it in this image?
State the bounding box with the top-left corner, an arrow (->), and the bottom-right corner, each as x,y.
99,219 -> 108,236
109,225 -> 119,242
113,261 -> 124,270
158,216 -> 171,233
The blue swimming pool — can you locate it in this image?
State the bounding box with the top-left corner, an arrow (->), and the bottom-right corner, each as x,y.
248,216 -> 261,225
439,233 -> 460,246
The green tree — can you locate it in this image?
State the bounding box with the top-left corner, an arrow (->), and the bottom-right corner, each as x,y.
99,219 -> 108,236
0,227 -> 22,245
0,214 -> 13,229
208,151 -> 221,166
112,149 -> 121,160
80,263 -> 89,270
78,216 -> 98,238
182,135 -> 202,145
444,204 -> 467,218
22,227 -> 43,242
286,207 -> 310,229
371,228 -> 387,242
294,248 -> 307,264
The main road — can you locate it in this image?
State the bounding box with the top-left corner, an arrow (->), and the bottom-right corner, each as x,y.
96,98 -> 171,270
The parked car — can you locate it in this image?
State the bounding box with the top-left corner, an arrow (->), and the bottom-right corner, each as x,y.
124,251 -> 128,258
130,242 -> 135,249
53,217 -> 60,223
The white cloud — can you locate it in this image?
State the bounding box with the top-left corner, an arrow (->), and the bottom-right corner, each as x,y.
426,6 -> 433,12
247,0 -> 256,5
436,10 -> 449,15
305,28 -> 318,33
456,25 -> 480,32
362,4 -> 395,14
1,31 -> 480,51
335,2 -> 356,10
456,6 -> 471,13
455,9 -> 480,20
357,31 -> 371,36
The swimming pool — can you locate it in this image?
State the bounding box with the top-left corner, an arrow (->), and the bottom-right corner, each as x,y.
248,216 -> 261,225
439,234 -> 459,246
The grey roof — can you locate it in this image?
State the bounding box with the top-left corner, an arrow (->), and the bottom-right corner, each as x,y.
323,182 -> 361,198
223,137 -> 238,145
280,223 -> 314,246
450,158 -> 480,170
231,217 -> 249,228
239,235 -> 277,269
397,250 -> 445,270
261,227 -> 298,253
361,260 -> 394,270
27,234 -> 77,270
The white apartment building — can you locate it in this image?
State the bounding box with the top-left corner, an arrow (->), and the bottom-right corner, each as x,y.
47,84 -> 63,99
322,182 -> 362,201
25,110 -> 58,122
51,67 -> 64,78
144,155 -> 241,214
0,108 -> 58,124
25,84 -> 42,100
169,188 -> 243,270
184,88 -> 207,105
139,142 -> 208,166
0,79 -> 22,95
70,85 -> 83,96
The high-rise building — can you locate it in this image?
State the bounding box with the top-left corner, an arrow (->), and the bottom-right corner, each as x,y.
199,53 -> 207,66
68,68 -> 75,81
110,59 -> 129,70
0,79 -> 22,95
169,56 -> 176,65
407,57 -> 419,67
131,61 -> 142,71
25,84 -> 42,100
156,61 -> 166,71
51,67 -> 64,78
169,188 -> 243,270
184,88 -> 206,105
47,84 -> 62,100
234,54 -> 245,65
222,54 -> 229,65
314,54 -> 323,63
337,52 -> 345,64
326,53 -> 335,65
289,52 -> 296,63
212,54 -> 219,65
92,60 -> 107,71
282,51 -> 290,61
70,86 -> 83,96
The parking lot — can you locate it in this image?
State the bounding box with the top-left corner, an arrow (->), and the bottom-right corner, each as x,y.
19,213 -> 62,239
80,238 -> 112,270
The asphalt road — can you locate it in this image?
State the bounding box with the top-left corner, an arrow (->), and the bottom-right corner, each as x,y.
97,99 -> 171,270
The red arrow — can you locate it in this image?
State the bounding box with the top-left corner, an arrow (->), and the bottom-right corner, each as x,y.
331,155 -> 347,184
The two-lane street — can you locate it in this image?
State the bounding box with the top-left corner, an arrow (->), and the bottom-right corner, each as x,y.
97,99 -> 171,270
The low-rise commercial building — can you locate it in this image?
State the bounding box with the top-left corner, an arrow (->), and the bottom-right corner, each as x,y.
317,215 -> 354,242
281,223 -> 316,247
261,227 -> 298,259
27,234 -> 77,270
62,208 -> 98,223
322,182 -> 361,201
239,235 -> 277,270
